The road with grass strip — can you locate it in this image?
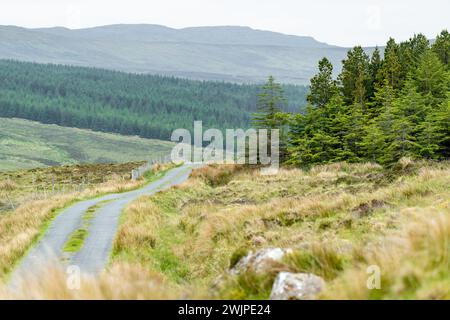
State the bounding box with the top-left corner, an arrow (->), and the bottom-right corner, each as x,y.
10,164 -> 195,284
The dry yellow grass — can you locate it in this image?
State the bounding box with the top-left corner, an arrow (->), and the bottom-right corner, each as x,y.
0,162 -> 173,281
1,160 -> 448,299
321,208 -> 450,299
108,160 -> 450,299
0,178 -> 144,279
0,263 -> 181,299
0,180 -> 17,192
0,162 -> 146,212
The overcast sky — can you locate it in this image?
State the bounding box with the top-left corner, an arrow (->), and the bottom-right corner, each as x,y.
1,0 -> 448,47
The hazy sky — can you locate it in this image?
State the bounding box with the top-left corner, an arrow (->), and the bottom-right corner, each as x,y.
1,0 -> 448,46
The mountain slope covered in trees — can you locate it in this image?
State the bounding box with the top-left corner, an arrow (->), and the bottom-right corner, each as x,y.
0,60 -> 307,140
0,24 -> 375,84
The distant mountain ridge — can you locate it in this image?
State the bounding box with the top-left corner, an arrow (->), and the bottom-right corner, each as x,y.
34,24 -> 333,47
0,24 -> 375,84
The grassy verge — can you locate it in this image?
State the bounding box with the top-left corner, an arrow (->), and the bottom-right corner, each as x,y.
0,162 -> 176,281
63,201 -> 111,254
1,160 -> 448,299
0,161 -> 146,212
109,160 -> 449,299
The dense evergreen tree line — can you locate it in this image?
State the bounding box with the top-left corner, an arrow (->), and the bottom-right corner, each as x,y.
254,30 -> 449,165
0,60 -> 307,140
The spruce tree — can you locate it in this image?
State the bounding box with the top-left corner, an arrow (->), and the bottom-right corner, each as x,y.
360,120 -> 386,163
408,33 -> 430,67
252,75 -> 288,160
418,97 -> 450,158
397,76 -> 428,126
415,50 -> 448,105
252,75 -> 286,129
339,46 -> 371,105
342,102 -> 366,161
369,47 -> 383,97
380,38 -> 402,90
386,112 -> 417,162
307,58 -> 338,108
432,30 -> 450,68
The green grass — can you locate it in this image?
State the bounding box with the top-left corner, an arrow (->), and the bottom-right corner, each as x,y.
60,165 -> 178,255
63,229 -> 89,253
63,201 -> 111,254
1,162 -> 179,280
0,161 -> 145,212
111,161 -> 450,299
0,117 -> 174,171
61,164 -> 178,255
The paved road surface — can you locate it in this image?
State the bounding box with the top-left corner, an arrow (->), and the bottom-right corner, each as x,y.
10,164 -> 195,285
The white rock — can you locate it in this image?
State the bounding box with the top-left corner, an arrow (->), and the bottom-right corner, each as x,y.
269,272 -> 325,300
231,248 -> 292,275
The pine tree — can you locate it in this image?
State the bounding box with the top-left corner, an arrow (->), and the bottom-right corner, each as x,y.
432,30 -> 450,68
286,112 -> 310,166
370,82 -> 400,163
360,120 -> 386,163
370,79 -> 397,119
415,50 -> 448,105
307,58 -> 338,108
408,33 -> 430,67
386,112 -> 417,162
339,46 -> 371,105
341,102 -> 366,161
418,97 -> 450,158
397,76 -> 428,123
380,38 -> 402,90
252,75 -> 286,129
307,131 -> 340,164
252,76 -> 289,160
287,101 -> 336,166
369,47 -> 383,97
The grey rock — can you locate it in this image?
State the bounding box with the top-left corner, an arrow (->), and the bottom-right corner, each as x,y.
270,272 -> 325,300
231,248 -> 292,275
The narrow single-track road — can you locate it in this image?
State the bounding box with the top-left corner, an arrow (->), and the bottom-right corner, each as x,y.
10,164 -> 195,285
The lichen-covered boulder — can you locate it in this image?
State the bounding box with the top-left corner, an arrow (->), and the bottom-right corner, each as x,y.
269,272 -> 325,300
231,248 -> 292,275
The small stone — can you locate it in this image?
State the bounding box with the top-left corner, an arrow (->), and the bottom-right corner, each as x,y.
269,272 -> 325,300
231,248 -> 292,275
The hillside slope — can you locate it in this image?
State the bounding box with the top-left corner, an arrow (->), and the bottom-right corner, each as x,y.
0,118 -> 174,171
1,160 -> 447,299
0,24 -> 376,84
108,161 -> 449,299
0,60 -> 307,140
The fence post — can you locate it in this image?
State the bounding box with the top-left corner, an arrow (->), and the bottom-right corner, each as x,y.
131,155 -> 175,181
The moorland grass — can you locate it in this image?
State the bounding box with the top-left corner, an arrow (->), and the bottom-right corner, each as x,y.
1,160 -> 448,299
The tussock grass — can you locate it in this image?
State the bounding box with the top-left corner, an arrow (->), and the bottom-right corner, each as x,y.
107,160 -> 449,299
0,180 -> 17,192
321,209 -> 450,299
283,243 -> 348,280
0,263 -> 183,299
190,164 -> 247,186
2,159 -> 448,299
